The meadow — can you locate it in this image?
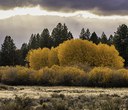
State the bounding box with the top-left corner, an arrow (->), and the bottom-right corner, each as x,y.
0,65 -> 128,109
0,39 -> 128,110
0,85 -> 128,110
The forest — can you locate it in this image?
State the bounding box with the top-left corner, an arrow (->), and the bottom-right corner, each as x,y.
0,23 -> 128,87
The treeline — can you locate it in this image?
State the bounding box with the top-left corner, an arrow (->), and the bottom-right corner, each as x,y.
0,23 -> 128,66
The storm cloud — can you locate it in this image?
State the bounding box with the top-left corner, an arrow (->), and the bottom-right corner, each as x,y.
0,0 -> 128,15
0,1 -> 127,48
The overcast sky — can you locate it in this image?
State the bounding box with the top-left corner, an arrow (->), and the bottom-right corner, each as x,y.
0,0 -> 128,48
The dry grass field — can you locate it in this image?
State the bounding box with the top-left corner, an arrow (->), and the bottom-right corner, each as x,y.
0,85 -> 128,110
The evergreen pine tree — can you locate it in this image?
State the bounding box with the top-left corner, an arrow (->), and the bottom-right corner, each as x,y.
90,32 -> 99,44
79,28 -> 90,40
68,31 -> 73,40
113,24 -> 128,66
20,43 -> 29,66
51,23 -> 73,47
1,36 -> 17,66
101,32 -> 108,44
36,33 -> 41,48
40,28 -> 53,48
0,51 -> 1,66
28,34 -> 40,49
108,35 -> 114,45
85,28 -> 91,40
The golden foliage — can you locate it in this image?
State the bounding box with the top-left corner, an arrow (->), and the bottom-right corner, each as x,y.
27,48 -> 50,70
89,67 -> 113,85
0,66 -> 128,87
48,47 -> 59,67
116,69 -> 128,81
59,66 -> 86,85
58,39 -> 124,68
95,44 -> 124,68
89,67 -> 128,87
27,39 -> 124,69
35,65 -> 86,86
27,48 -> 59,70
1,66 -> 36,85
58,39 -> 97,66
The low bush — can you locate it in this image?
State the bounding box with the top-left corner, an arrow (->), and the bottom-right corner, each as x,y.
89,67 -> 113,87
1,66 -> 36,85
35,66 -> 61,86
59,66 -> 87,86
0,95 -> 33,110
110,69 -> 128,87
0,66 -> 9,82
0,94 -> 127,110
89,67 -> 128,87
0,66 -> 128,87
35,65 -> 87,86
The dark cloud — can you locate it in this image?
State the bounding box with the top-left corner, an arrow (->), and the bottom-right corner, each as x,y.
0,0 -> 128,15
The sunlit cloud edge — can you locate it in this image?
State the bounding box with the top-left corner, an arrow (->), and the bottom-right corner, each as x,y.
0,5 -> 127,20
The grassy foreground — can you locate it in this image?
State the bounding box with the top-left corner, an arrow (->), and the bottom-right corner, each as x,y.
0,85 -> 128,110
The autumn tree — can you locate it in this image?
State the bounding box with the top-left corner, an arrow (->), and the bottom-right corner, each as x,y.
27,47 -> 59,70
95,44 -> 124,68
48,47 -> 59,67
58,39 -> 97,66
58,39 -> 124,68
27,48 -> 50,70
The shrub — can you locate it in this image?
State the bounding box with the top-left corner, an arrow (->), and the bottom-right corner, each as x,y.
59,66 -> 87,86
35,65 -> 87,86
0,66 -> 10,82
0,66 -> 128,87
89,67 -> 113,87
69,62 -> 92,72
0,95 -> 32,110
110,69 -> 128,87
36,66 -> 61,86
89,67 -> 128,87
1,66 -> 36,85
1,67 -> 19,85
